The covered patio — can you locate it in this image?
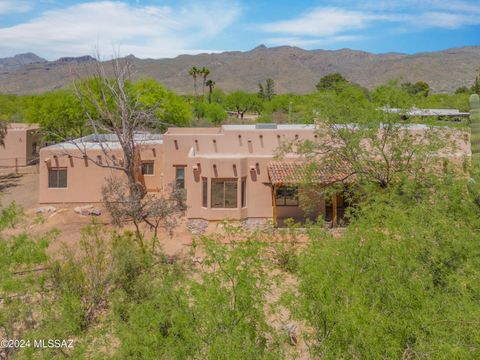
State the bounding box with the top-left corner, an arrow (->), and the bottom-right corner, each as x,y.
267,161 -> 350,227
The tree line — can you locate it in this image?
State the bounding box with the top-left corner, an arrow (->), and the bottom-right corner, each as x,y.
0,69 -> 477,139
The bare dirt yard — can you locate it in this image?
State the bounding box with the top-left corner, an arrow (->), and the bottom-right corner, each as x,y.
0,167 -> 343,257
0,166 -> 208,257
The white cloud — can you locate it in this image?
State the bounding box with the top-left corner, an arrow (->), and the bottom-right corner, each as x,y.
0,1 -> 241,59
416,11 -> 480,29
257,1 -> 480,49
0,0 -> 32,14
259,8 -> 372,37
265,35 -> 366,48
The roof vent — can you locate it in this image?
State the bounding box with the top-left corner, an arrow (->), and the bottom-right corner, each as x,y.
255,123 -> 277,130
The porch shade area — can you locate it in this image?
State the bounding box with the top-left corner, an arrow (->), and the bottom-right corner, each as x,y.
267,161 -> 349,227
267,161 -> 349,187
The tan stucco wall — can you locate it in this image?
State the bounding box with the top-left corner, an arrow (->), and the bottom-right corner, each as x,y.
39,144 -> 165,204
162,126 -> 321,220
38,125 -> 471,222
0,124 -> 41,167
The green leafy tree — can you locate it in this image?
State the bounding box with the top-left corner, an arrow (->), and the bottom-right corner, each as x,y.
198,102 -> 227,125
258,78 -> 275,101
131,79 -> 192,128
371,81 -> 413,109
316,73 -> 348,92
25,90 -> 87,141
0,94 -> 28,122
226,91 -> 262,120
401,81 -> 430,97
455,86 -> 470,94
211,87 -> 226,105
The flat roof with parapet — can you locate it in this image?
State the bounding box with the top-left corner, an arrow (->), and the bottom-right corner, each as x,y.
7,123 -> 40,131
45,132 -> 163,150
44,123 -> 466,151
166,124 -> 318,134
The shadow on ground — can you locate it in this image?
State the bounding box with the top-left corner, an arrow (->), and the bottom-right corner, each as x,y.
0,173 -> 22,192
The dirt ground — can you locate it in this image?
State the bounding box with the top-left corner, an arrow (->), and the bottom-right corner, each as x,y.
0,167 -> 214,256
0,167 -> 343,259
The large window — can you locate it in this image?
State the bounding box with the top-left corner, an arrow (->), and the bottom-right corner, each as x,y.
175,167 -> 185,189
141,161 -> 154,175
48,168 -> 67,188
241,178 -> 246,208
275,186 -> 298,206
211,179 -> 237,208
202,178 -> 208,207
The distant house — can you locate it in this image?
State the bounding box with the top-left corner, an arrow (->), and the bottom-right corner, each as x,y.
382,107 -> 470,121
0,123 -> 42,167
38,124 -> 470,224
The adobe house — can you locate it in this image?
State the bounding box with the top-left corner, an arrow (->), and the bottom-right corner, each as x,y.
0,123 -> 42,167
38,124 -> 471,225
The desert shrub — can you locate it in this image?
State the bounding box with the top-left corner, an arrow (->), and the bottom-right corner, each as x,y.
0,201 -> 23,230
115,231 -> 282,359
290,178 -> 480,359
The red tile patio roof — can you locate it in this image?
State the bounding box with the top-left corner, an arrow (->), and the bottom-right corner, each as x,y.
267,161 -> 351,187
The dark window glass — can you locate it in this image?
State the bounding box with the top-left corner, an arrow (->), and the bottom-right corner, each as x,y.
211,179 -> 238,208
48,168 -> 67,188
275,186 -> 298,206
142,162 -> 154,175
32,142 -> 37,156
202,178 -> 208,207
241,178 -> 246,207
224,181 -> 237,208
175,167 -> 185,189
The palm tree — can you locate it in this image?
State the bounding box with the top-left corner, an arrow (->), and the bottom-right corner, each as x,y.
189,66 -> 200,117
200,67 -> 210,101
206,79 -> 215,104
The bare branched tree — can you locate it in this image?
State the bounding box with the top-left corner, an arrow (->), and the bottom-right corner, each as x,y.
72,56 -> 154,199
101,178 -> 186,250
45,54 -> 186,246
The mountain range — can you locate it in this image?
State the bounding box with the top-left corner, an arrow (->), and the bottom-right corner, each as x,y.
0,45 -> 479,95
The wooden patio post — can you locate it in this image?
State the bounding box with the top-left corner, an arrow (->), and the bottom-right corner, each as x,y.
272,185 -> 277,226
332,192 -> 338,228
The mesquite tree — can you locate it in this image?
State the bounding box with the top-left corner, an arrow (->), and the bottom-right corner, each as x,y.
72,57 -> 153,200
71,57 -> 185,245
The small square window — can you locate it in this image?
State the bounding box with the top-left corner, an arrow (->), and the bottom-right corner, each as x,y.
48,168 -> 67,188
141,161 -> 154,175
211,179 -> 238,208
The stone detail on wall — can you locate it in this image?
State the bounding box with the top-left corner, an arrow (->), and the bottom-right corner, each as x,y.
187,219 -> 209,235
242,218 -> 274,231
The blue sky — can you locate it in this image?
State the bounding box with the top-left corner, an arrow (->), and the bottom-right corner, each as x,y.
0,0 -> 479,60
